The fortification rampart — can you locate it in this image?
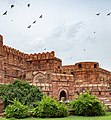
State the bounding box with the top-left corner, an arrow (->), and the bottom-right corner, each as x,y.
26,51 -> 55,61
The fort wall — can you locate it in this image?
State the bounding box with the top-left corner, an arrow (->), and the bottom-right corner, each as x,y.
0,35 -> 111,102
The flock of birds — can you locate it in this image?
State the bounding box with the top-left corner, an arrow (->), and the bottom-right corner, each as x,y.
96,12 -> 111,16
2,3 -> 42,28
1,3 -> 111,57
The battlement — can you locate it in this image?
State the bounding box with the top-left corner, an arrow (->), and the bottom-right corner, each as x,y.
3,45 -> 28,58
3,45 -> 55,60
26,51 -> 55,61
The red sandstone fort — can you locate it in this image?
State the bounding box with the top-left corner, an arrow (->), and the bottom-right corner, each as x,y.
0,35 -> 111,106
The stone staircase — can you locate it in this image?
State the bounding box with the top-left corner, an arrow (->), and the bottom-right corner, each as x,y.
98,97 -> 111,111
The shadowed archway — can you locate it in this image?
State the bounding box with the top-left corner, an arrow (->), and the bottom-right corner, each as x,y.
59,90 -> 67,101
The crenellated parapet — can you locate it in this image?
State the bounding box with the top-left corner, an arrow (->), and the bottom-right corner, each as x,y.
26,51 -> 55,61
3,45 -> 27,58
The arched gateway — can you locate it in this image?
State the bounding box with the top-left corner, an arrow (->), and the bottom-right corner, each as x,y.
59,90 -> 67,101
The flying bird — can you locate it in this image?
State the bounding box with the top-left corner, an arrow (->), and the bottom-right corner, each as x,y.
44,48 -> 46,50
27,25 -> 31,28
96,13 -> 100,16
107,12 -> 111,16
32,20 -> 36,24
27,4 -> 30,7
11,5 -> 15,9
3,11 -> 7,15
84,49 -> 86,51
94,32 -> 95,33
39,15 -> 42,18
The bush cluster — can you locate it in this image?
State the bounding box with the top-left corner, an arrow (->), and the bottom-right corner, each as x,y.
4,99 -> 29,118
4,96 -> 69,118
32,96 -> 69,118
70,92 -> 105,116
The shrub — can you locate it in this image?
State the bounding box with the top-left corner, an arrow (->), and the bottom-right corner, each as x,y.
0,79 -> 43,108
57,103 -> 69,117
33,96 -> 69,118
4,99 -> 29,118
70,92 -> 105,116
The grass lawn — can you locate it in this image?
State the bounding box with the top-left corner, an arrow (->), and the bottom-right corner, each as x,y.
0,113 -> 111,120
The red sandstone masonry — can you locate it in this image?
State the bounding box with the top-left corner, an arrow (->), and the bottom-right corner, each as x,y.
0,34 -> 111,105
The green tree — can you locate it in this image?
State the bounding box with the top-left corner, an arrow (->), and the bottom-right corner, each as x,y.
0,79 -> 43,108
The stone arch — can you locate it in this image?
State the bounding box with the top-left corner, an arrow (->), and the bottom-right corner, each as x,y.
33,72 -> 49,90
33,72 -> 45,83
59,89 -> 68,101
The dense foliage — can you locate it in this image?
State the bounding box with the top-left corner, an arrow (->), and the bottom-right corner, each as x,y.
4,99 -> 29,118
70,92 -> 105,116
0,79 -> 43,108
32,96 -> 69,118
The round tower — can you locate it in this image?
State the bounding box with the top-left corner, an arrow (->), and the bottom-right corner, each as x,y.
74,61 -> 99,86
75,62 -> 99,71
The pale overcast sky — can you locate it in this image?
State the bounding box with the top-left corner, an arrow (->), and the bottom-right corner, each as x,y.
0,0 -> 111,71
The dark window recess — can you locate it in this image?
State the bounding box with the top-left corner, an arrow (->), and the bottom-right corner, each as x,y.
23,74 -> 26,78
94,64 -> 97,68
46,60 -> 49,63
77,91 -> 79,95
20,75 -> 22,78
78,64 -> 82,68
58,66 -> 60,69
71,72 -> 74,75
63,72 -> 66,74
30,61 -> 32,64
99,91 -> 101,95
47,92 -> 49,95
60,70 -> 62,73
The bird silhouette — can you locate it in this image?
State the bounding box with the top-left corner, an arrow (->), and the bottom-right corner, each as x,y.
39,15 -> 42,18
33,20 -> 36,24
11,5 -> 14,9
27,4 -> 30,7
94,32 -> 95,33
44,48 -> 46,50
107,12 -> 111,16
27,25 -> 31,28
96,13 -> 100,16
3,11 -> 7,15
84,49 -> 86,51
